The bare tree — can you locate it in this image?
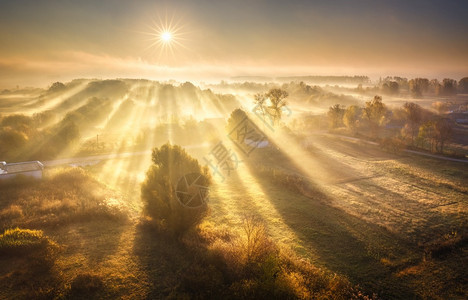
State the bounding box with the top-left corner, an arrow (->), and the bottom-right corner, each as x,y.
266,88 -> 288,125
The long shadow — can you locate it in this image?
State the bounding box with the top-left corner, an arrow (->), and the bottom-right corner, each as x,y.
132,223 -> 226,299
239,145 -> 420,299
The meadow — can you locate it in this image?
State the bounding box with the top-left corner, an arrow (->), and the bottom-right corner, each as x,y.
0,78 -> 467,299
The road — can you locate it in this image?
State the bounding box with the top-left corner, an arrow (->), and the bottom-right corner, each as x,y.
42,143 -> 209,167
42,150 -> 151,167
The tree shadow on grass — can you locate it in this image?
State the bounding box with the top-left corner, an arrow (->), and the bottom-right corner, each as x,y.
240,146 -> 420,299
132,222 -> 220,299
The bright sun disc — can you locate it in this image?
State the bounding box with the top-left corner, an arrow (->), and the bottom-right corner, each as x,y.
161,31 -> 172,42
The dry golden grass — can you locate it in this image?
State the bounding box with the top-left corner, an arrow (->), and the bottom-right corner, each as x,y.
0,168 -> 128,231
176,217 -> 375,299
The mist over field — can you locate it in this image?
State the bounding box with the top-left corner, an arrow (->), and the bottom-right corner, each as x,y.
1,1 -> 467,299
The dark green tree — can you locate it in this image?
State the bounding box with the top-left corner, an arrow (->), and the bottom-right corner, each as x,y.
141,143 -> 211,237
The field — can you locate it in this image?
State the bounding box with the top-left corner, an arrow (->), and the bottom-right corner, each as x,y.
1,80 -> 467,299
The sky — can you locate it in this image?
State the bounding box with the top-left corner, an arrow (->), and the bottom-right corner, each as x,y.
0,0 -> 467,88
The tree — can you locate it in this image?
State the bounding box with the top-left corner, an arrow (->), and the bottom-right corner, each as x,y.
327,104 -> 345,129
0,128 -> 28,159
382,81 -> 399,95
226,108 -> 248,133
48,82 -> 66,93
253,93 -> 268,122
433,118 -> 453,153
343,105 -> 361,134
402,102 -> 422,145
418,121 -> 436,151
429,79 -> 442,95
458,77 -> 468,93
252,89 -> 288,127
363,95 -> 388,137
265,88 -> 288,125
141,143 -> 211,237
418,118 -> 453,153
409,78 -> 429,97
441,78 -> 457,96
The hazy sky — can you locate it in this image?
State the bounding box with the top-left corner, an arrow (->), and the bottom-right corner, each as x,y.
1,0 -> 467,87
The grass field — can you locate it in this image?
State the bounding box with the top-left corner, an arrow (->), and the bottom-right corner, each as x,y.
1,82 -> 467,298
204,134 -> 467,299
6,132 -> 465,298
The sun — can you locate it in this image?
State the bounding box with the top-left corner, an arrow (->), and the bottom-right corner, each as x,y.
141,13 -> 188,64
161,31 -> 172,42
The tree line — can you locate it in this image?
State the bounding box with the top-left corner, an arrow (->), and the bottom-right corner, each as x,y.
327,96 -> 456,154
376,77 -> 468,97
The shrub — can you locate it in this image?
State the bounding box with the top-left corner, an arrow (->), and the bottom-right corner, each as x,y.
0,228 -> 59,270
0,228 -> 53,254
202,217 -> 373,299
69,273 -> 105,298
423,231 -> 468,260
380,137 -> 405,154
254,165 -> 312,196
141,143 -> 211,237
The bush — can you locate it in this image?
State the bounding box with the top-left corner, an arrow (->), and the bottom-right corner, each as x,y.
197,217 -> 373,299
380,137 -> 405,154
423,232 -> 468,260
141,143 -> 211,237
254,165 -> 312,196
69,273 -> 105,298
0,228 -> 59,270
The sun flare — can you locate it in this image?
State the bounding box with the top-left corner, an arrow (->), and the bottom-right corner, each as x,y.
161,31 -> 172,42
141,14 -> 188,64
